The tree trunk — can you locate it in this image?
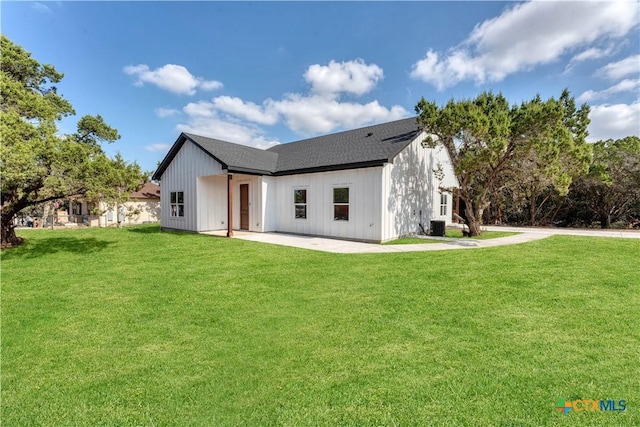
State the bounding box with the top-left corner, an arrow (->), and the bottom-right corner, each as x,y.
600,212 -> 611,228
529,195 -> 537,226
464,203 -> 482,236
1,214 -> 23,248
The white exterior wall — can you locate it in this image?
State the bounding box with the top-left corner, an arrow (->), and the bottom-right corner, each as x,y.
159,140 -> 223,231
197,175 -> 227,231
123,200 -> 160,224
196,174 -> 267,233
272,167 -> 383,242
158,133 -> 457,241
430,142 -> 458,224
232,174 -> 264,232
381,132 -> 457,241
262,176 -> 277,232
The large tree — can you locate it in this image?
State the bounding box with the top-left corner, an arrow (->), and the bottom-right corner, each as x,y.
84,152 -> 146,227
415,90 -> 589,236
0,35 -> 141,246
501,91 -> 591,225
564,136 -> 640,228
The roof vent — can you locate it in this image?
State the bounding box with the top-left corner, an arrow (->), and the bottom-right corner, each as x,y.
366,132 -> 373,137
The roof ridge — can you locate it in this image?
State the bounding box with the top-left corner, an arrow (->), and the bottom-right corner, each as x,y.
267,116 -> 418,150
154,118 -> 421,180
184,133 -> 278,156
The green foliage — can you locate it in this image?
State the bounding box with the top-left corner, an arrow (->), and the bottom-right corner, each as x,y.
84,153 -> 146,218
563,136 -> 640,228
2,226 -> 639,425
0,35 -> 142,245
416,90 -> 591,233
501,90 -> 592,225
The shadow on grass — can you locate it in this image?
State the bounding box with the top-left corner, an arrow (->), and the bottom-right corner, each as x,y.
1,236 -> 116,260
125,225 -> 161,234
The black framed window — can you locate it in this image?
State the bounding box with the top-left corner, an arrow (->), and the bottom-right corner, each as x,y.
333,188 -> 349,221
170,191 -> 184,217
294,189 -> 307,219
440,193 -> 448,216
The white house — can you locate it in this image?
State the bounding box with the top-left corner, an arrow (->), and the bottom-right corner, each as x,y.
152,117 -> 457,243
60,182 -> 161,227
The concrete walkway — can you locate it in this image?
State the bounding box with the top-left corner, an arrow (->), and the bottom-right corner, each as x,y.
203,226 -> 639,254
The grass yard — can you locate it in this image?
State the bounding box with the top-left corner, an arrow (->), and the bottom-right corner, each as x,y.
384,230 -> 520,245
444,229 -> 519,239
2,225 -> 638,426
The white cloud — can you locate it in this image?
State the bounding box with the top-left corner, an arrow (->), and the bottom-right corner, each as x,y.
596,54 -> 640,80
273,94 -> 408,135
179,101 -> 279,148
154,107 -> 180,118
571,47 -> 615,63
177,114 -> 280,149
145,143 -> 171,152
212,96 -> 279,125
123,64 -> 223,95
564,45 -> 618,74
32,2 -> 52,14
175,58 -> 408,144
577,79 -> 640,103
304,59 -> 384,96
587,102 -> 640,142
183,101 -> 216,118
411,1 -> 640,89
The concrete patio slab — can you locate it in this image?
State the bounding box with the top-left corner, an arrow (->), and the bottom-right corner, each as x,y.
201,226 -> 639,254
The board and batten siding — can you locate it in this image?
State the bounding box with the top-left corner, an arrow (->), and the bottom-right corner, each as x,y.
197,175 -> 226,232
159,140 -> 223,231
429,143 -> 458,222
380,132 -> 457,242
272,167 -> 383,242
261,176 -> 277,232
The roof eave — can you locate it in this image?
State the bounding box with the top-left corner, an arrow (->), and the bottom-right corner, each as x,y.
152,133 -> 229,181
274,160 -> 388,176
227,167 -> 274,176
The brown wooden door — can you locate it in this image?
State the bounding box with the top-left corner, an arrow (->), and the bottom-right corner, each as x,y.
240,184 -> 249,230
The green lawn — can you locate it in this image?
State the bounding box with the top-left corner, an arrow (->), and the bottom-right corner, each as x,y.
384,229 -> 519,244
2,225 -> 638,426
444,229 -> 519,239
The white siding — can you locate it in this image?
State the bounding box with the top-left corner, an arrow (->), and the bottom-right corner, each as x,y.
197,175 -> 227,231
159,140 -> 223,231
430,143 -> 458,223
158,132 -> 457,242
381,132 -> 457,241
123,200 -> 160,224
232,175 -> 264,232
262,176 -> 277,232
272,167 -> 383,242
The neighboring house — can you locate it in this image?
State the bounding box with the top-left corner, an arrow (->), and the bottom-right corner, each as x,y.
152,117 -> 457,242
121,181 -> 161,225
59,182 -> 161,227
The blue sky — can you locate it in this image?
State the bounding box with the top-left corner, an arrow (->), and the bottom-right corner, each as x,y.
3,1 -> 639,173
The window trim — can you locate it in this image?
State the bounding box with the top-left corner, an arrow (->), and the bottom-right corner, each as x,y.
440,192 -> 448,216
333,187 -> 350,221
293,188 -> 307,220
170,191 -> 185,218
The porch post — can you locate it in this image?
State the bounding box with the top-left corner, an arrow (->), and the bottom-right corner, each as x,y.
227,173 -> 234,237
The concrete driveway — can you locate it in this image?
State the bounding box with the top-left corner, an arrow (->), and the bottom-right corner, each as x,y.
213,226 -> 639,254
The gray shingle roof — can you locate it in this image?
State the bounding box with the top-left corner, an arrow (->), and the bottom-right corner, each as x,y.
153,117 -> 420,180
185,133 -> 279,174
269,117 -> 419,174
